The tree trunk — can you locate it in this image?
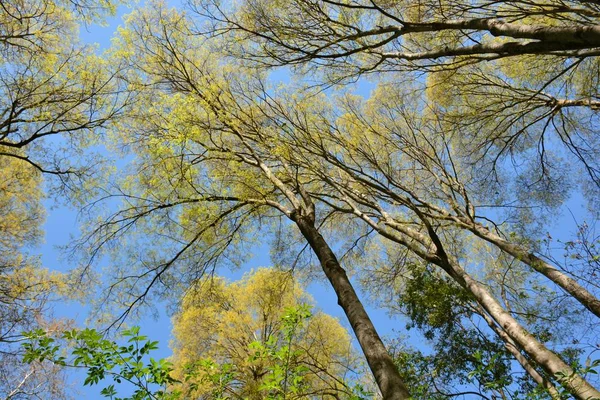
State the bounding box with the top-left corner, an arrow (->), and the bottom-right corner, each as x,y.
442,258 -> 600,400
468,223 -> 600,319
479,307 -> 561,399
295,216 -> 411,400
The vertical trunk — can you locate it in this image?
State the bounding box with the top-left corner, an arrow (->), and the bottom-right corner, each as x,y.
443,258 -> 600,400
479,307 -> 561,399
469,224 -> 600,319
295,217 -> 411,400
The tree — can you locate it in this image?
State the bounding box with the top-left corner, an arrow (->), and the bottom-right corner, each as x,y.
21,270 -> 367,400
22,326 -> 179,400
0,2 -> 125,396
193,0 -> 600,312
261,84 -> 600,398
195,0 -> 600,182
171,268 -> 366,399
193,0 -> 600,316
76,4 -> 411,398
197,0 -> 600,76
175,2 -> 600,392
373,260 -> 570,399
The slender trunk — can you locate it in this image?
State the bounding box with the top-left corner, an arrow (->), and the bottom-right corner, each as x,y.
442,258 -> 600,400
478,307 -> 561,399
295,216 -> 411,400
469,224 -> 600,319
352,202 -> 598,398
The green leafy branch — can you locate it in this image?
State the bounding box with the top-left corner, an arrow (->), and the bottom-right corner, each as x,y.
22,326 -> 179,400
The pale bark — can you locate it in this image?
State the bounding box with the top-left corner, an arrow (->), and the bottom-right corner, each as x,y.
467,222 -> 600,319
397,19 -> 600,45
213,1 -> 600,65
453,19 -> 600,45
442,257 -> 600,400
341,195 -> 600,399
378,20 -> 600,62
165,57 -> 413,398
479,307 -> 561,399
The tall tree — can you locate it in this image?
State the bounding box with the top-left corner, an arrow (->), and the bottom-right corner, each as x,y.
371,257 -> 571,399
80,5 -> 410,398
197,0 -> 600,76
191,0 -> 600,288
192,0 -> 600,315
77,2 -> 600,399
0,1 -> 124,397
183,3 -> 600,394
258,84 -> 600,398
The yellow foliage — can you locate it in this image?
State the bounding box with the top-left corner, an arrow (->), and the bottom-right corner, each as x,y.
0,156 -> 73,342
171,268 -> 357,397
0,157 -> 44,253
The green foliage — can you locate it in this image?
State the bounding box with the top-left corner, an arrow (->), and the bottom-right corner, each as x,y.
0,153 -> 75,399
31,1 -> 600,399
251,305 -> 313,398
0,0 -> 126,194
387,263 -> 565,399
23,326 -> 179,400
554,357 -> 600,400
388,345 -> 447,400
468,350 -> 512,392
22,307 -> 369,399
184,305 -> 310,399
400,264 -> 474,340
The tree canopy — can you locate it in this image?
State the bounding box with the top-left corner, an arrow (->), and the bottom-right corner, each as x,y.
171,268 -> 365,399
3,0 -> 600,399
65,2 -> 600,398
21,270 -> 367,400
0,152 -> 69,399
0,0 -> 120,398
0,0 -> 126,193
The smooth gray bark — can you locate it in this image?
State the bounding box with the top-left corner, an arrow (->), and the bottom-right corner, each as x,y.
479,307 -> 561,399
441,257 -> 600,400
467,223 -> 600,319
